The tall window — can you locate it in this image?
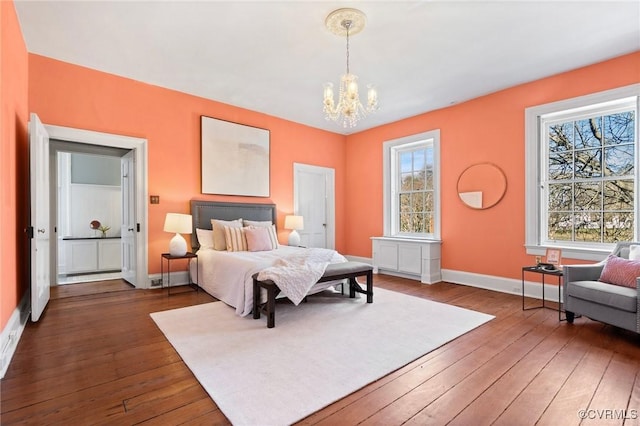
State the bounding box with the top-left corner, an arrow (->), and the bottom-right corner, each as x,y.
525,85 -> 639,258
384,130 -> 440,239
544,105 -> 635,243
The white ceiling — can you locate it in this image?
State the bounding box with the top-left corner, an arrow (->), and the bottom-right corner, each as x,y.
14,1 -> 640,135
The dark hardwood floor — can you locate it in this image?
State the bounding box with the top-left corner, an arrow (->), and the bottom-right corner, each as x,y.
2,275 -> 639,425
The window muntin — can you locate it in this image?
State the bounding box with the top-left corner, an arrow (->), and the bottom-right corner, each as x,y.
542,104 -> 636,245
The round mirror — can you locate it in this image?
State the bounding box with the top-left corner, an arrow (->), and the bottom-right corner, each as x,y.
457,163 -> 507,209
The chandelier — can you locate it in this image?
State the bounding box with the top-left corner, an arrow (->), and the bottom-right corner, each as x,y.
323,8 -> 378,128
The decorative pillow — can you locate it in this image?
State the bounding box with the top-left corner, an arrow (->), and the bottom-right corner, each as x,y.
195,228 -> 214,250
243,219 -> 272,228
246,224 -> 277,248
629,244 -> 640,261
599,255 -> 640,288
265,224 -> 279,249
244,227 -> 273,252
224,226 -> 248,252
211,218 -> 242,251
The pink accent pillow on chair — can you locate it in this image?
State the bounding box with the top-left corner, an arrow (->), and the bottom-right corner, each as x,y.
599,255 -> 640,289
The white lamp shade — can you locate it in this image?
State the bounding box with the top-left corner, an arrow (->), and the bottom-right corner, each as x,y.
284,215 -> 304,230
164,213 -> 192,234
164,213 -> 192,256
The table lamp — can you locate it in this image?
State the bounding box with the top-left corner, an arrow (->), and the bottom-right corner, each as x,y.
284,215 -> 304,246
164,213 -> 192,256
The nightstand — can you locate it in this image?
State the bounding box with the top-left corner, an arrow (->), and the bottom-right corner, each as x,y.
161,252 -> 198,295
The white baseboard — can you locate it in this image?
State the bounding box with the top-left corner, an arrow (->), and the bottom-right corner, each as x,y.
1,291 -> 30,378
442,269 -> 563,303
148,271 -> 191,288
344,256 -> 562,303
344,255 -> 372,264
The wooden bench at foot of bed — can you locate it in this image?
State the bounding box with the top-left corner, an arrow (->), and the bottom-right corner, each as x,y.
252,261 -> 374,328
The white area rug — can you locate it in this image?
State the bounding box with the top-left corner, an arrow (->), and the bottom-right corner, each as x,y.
150,287 -> 494,425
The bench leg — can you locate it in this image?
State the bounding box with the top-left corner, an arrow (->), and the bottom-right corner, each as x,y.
349,273 -> 374,303
349,278 -> 357,298
253,278 -> 280,328
253,278 -> 260,319
266,286 -> 276,328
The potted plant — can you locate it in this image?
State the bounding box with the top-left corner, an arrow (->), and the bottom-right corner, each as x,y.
98,225 -> 111,238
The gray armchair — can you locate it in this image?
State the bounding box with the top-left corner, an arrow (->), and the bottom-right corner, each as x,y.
563,242 -> 640,333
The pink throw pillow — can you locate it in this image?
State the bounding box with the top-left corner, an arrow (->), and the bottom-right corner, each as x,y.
245,227 -> 273,252
599,255 -> 640,289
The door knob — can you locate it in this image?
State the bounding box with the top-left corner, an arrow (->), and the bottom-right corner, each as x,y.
128,228 -> 134,232
37,228 -> 45,233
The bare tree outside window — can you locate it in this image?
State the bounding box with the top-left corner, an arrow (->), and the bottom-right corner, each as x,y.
398,147 -> 435,234
546,111 -> 635,243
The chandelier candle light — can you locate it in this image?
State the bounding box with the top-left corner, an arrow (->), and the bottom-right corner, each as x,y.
323,8 -> 378,128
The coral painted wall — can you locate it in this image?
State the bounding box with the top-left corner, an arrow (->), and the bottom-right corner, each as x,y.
28,54 -> 347,275
344,51 -> 640,280
1,1 -> 29,331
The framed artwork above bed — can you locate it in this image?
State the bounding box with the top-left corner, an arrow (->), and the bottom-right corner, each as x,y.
201,116 -> 270,197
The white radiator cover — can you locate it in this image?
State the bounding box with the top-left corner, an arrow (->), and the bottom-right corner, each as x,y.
371,237 -> 442,284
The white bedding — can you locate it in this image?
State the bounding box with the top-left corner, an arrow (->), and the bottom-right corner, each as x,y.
190,246 -> 347,316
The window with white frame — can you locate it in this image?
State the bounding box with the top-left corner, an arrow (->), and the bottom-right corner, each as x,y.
525,85 -> 639,259
383,130 -> 440,239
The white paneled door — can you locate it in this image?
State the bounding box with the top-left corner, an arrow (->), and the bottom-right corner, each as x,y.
293,163 -> 335,249
120,150 -> 137,286
29,113 -> 51,322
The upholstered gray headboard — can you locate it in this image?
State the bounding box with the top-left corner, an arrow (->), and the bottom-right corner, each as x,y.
190,200 -> 277,250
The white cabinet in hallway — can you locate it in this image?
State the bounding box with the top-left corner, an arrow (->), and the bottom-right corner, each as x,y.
98,239 -> 122,271
371,237 -> 441,284
59,238 -> 122,274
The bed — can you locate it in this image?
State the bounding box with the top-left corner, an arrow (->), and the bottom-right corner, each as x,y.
188,200 -> 347,316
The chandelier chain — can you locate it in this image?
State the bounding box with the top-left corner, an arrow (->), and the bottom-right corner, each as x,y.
344,20 -> 351,75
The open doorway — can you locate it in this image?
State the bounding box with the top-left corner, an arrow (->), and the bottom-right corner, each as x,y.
43,123 -> 148,289
51,143 -> 128,285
